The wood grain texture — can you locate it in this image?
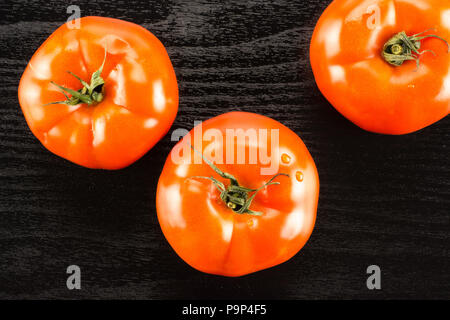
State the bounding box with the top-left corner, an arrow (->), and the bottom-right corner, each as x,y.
0,0 -> 449,299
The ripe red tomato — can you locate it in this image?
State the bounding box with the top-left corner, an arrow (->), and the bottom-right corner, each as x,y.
310,0 -> 450,134
156,112 -> 319,277
18,16 -> 178,169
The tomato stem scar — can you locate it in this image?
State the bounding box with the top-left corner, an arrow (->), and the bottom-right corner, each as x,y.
44,48 -> 107,106
382,29 -> 449,69
187,145 -> 289,216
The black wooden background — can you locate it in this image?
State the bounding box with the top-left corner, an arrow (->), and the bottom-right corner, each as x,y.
0,0 -> 449,300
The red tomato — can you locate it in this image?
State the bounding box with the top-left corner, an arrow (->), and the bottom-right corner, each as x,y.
18,17 -> 178,169
310,0 -> 450,134
156,112 -> 319,277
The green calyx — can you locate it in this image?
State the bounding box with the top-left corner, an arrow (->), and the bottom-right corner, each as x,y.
382,29 -> 449,69
188,145 -> 289,216
45,51 -> 107,106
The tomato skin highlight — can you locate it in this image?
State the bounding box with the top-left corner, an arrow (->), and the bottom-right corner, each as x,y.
18,16 -> 178,169
156,112 -> 319,277
310,0 -> 450,135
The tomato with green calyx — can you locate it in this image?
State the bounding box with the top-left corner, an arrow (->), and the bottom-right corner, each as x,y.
18,16 -> 178,169
156,112 -> 319,277
310,0 -> 450,135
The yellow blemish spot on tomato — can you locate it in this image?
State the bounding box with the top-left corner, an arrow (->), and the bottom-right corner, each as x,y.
296,171 -> 304,182
281,153 -> 291,164
247,218 -> 257,229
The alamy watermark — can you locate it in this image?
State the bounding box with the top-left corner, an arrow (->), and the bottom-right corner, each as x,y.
66,265 -> 81,290
66,5 -> 81,29
170,121 -> 281,176
366,265 -> 381,290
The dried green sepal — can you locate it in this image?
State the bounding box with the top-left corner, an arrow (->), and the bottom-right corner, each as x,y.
44,49 -> 107,106
382,29 -> 449,69
187,145 -> 289,216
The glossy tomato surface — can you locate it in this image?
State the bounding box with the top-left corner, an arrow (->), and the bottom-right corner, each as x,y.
156,112 -> 319,277
310,0 -> 450,134
18,16 -> 178,169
